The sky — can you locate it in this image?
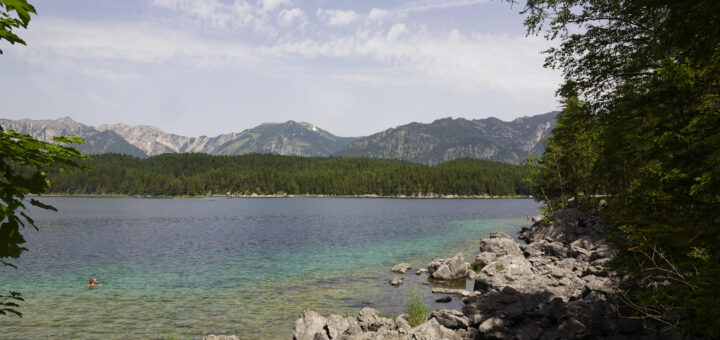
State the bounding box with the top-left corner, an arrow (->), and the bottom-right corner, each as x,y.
0,0 -> 562,137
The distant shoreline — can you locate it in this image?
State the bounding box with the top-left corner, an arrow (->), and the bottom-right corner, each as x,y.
37,193 -> 534,199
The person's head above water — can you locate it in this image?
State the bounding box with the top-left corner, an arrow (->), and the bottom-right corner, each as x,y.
88,278 -> 98,285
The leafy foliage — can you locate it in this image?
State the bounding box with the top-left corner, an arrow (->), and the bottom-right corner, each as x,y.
0,0 -> 35,54
0,291 -> 23,317
519,0 -> 720,336
0,127 -> 86,267
45,153 -> 531,197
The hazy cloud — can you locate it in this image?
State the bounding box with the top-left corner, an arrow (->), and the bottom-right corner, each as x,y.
316,9 -> 360,26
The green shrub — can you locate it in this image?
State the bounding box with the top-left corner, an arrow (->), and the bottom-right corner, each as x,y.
407,287 -> 429,327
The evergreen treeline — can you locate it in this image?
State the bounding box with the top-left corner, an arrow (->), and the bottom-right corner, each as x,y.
522,0 -> 720,336
45,153 -> 531,197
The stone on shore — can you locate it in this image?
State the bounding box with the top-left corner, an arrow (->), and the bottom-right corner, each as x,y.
427,253 -> 467,280
478,235 -> 523,257
390,277 -> 403,286
415,268 -> 428,275
410,318 -> 461,340
430,307 -> 470,330
392,263 -> 412,274
473,252 -> 496,269
292,309 -> 329,340
202,336 -> 239,340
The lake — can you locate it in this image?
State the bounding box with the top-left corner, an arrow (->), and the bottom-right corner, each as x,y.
0,197 -> 539,339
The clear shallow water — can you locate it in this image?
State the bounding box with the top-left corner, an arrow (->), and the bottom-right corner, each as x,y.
0,197 -> 539,339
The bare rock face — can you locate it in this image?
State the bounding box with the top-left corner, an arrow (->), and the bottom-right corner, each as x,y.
427,253 -> 468,280
392,263 -> 412,274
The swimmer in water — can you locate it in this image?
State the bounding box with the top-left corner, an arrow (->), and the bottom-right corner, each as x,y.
87,278 -> 100,287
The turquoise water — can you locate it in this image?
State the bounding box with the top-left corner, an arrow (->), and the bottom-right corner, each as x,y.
0,197 -> 538,339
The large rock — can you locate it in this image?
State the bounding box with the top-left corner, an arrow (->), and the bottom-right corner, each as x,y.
430,307 -> 470,329
474,252 -> 496,268
478,237 -> 523,257
392,263 -> 412,274
356,307 -> 396,333
326,314 -> 352,339
473,255 -> 539,293
409,318 -> 461,340
293,309 -> 329,340
427,253 -> 467,280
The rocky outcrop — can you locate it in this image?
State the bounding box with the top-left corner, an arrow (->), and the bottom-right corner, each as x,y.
463,208 -> 655,339
291,208 -> 662,339
292,307 -> 464,340
427,253 -> 467,280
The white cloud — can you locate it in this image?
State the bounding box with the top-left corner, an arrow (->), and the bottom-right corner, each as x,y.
366,8 -> 391,22
399,0 -> 489,13
261,28 -> 558,93
18,12 -> 559,94
277,8 -> 307,27
316,9 -> 360,26
386,23 -> 408,41
260,0 -> 292,12
19,17 -> 258,75
151,0 -> 255,29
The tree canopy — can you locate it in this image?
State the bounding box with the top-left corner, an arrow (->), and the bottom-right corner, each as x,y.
45,153 -> 531,197
521,0 -> 720,335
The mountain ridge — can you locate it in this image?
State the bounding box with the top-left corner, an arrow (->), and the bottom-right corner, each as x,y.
1,111 -> 558,164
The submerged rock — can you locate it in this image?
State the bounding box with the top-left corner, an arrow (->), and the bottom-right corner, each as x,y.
392,263 -> 412,274
435,296 -> 452,303
390,277 -> 404,286
415,268 -> 428,275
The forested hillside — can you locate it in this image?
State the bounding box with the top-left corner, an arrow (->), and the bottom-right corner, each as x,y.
46,153 -> 531,197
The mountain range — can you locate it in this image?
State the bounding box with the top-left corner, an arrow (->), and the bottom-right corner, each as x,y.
0,111 -> 558,165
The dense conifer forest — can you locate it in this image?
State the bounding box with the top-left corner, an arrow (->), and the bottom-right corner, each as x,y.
45,153 -> 531,197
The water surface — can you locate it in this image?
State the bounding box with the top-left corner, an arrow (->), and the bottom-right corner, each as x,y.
0,197 -> 538,339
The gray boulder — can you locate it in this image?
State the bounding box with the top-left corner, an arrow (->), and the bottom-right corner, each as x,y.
473,255 -> 540,294
427,253 -> 467,280
409,318 -> 461,340
326,314 -> 352,339
473,252 -> 496,268
293,309 -> 329,340
356,307 -> 396,332
479,237 -> 523,257
430,307 -> 470,329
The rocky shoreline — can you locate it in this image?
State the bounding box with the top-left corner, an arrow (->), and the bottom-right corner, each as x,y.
283,207 -> 672,340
